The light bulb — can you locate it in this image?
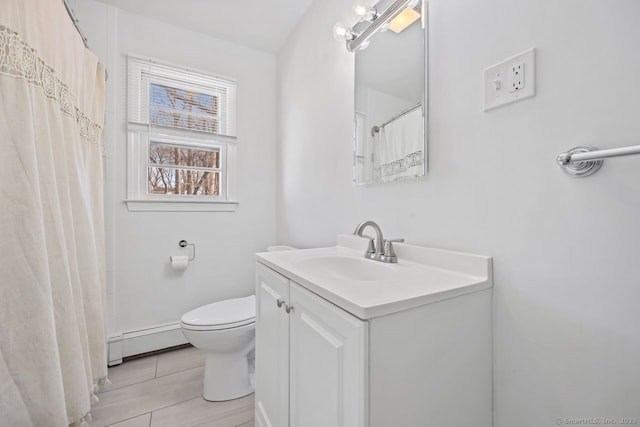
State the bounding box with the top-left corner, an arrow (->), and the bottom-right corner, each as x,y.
352,1 -> 369,17
332,22 -> 353,40
352,0 -> 377,21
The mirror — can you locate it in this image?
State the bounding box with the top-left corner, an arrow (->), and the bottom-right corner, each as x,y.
353,0 -> 426,184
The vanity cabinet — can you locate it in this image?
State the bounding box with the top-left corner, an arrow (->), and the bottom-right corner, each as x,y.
255,252 -> 492,427
255,263 -> 367,427
255,263 -> 290,427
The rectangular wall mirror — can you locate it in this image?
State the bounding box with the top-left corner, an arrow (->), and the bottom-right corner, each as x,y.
353,0 -> 426,184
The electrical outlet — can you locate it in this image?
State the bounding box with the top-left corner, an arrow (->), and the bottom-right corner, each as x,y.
484,48 -> 536,111
510,61 -> 525,92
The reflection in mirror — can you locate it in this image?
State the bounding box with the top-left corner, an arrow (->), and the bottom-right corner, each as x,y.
353,0 -> 426,184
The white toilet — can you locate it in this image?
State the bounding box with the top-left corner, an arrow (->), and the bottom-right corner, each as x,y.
180,246 -> 295,401
180,295 -> 256,401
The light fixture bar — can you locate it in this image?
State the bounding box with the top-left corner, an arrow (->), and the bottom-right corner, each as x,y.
346,0 -> 416,52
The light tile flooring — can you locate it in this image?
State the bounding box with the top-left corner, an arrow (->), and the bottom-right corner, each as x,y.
91,346 -> 255,427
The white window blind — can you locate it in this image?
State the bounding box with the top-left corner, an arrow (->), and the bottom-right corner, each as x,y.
127,56 -> 237,138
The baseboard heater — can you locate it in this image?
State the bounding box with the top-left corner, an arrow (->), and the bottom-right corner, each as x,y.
108,322 -> 187,366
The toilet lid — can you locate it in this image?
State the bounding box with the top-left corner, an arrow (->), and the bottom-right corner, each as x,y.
181,295 -> 255,329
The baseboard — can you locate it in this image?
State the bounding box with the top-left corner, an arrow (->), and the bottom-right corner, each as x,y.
108,322 -> 187,366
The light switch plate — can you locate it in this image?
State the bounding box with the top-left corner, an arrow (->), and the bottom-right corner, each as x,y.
484,48 -> 536,111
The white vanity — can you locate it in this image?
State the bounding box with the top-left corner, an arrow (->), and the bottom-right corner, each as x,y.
254,235 -> 493,427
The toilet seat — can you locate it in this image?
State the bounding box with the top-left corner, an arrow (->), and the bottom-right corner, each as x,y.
181,295 -> 255,331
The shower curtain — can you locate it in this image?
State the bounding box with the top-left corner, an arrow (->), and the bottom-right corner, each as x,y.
0,0 -> 108,426
373,106 -> 424,182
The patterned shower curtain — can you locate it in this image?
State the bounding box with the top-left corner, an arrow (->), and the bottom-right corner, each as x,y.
0,0 -> 108,425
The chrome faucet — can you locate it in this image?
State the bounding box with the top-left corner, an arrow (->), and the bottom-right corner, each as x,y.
353,220 -> 404,263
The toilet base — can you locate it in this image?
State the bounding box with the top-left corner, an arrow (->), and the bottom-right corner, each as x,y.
203,353 -> 254,401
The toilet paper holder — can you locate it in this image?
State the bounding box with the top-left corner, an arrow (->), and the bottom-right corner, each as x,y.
178,240 -> 196,261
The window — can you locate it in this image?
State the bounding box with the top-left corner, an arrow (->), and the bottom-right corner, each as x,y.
147,140 -> 220,196
149,83 -> 220,134
126,56 -> 237,211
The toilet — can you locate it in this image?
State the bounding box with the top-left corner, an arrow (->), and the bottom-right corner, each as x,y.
180,295 -> 256,401
180,245 -> 295,401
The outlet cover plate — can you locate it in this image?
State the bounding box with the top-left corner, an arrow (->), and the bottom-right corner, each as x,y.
484,48 -> 536,111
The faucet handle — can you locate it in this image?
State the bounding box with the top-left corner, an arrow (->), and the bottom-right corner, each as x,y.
382,238 -> 404,262
354,233 -> 377,258
364,238 -> 376,258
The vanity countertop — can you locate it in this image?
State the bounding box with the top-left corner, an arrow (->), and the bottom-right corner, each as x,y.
256,235 -> 492,320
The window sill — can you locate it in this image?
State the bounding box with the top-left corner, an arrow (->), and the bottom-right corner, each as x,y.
125,199 -> 238,212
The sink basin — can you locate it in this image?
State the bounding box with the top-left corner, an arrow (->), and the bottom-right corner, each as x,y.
256,234 -> 492,319
294,255 -> 397,281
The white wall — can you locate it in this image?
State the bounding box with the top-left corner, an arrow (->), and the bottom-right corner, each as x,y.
278,0 -> 640,425
74,1 -> 277,347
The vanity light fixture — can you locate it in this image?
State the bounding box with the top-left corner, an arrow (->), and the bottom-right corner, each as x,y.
333,0 -> 420,52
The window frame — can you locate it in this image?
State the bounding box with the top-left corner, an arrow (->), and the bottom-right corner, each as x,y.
125,55 -> 238,212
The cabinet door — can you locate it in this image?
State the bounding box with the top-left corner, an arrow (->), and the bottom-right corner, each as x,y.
289,283 -> 368,427
255,264 -> 290,427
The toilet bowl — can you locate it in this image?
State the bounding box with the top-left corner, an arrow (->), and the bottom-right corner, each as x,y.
181,245 -> 295,401
180,295 -> 256,401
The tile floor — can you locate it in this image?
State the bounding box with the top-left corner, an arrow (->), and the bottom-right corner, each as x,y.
91,346 -> 255,427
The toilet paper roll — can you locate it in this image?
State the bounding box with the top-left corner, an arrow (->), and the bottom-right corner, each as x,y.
170,255 -> 189,270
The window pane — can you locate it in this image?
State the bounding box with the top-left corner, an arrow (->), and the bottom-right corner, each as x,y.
149,142 -> 219,169
149,83 -> 220,133
147,167 -> 220,196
